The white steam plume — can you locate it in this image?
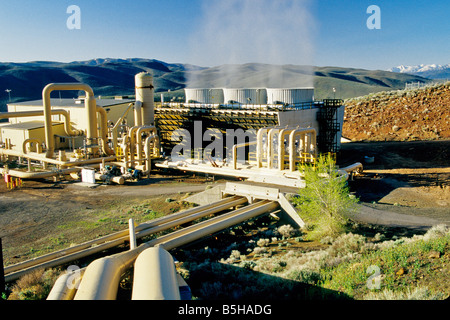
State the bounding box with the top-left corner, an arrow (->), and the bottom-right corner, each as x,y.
187,0 -> 316,88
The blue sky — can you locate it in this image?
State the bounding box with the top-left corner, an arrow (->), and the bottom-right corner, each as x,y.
0,0 -> 448,70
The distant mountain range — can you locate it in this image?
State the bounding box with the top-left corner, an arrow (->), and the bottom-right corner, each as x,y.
0,58 -> 430,111
388,64 -> 450,80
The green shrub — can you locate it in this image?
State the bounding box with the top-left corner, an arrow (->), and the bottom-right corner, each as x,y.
293,154 -> 359,240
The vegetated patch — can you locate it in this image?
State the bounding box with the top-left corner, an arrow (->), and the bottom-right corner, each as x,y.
171,219 -> 450,301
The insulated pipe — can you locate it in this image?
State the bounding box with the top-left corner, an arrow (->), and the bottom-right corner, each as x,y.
267,128 -> 282,169
144,135 -> 160,172
22,139 -> 43,154
232,141 -> 257,170
42,83 -> 97,158
134,101 -> 143,127
74,247 -> 143,300
0,148 -> 115,168
111,102 -> 134,151
127,126 -> 141,164
135,72 -> 154,126
74,199 -> 275,300
256,126 -> 283,168
47,268 -> 86,300
278,128 -> 296,171
132,247 -> 180,300
5,167 -> 83,180
156,200 -> 280,251
289,129 -> 317,172
5,196 -> 246,281
0,109 -> 83,137
96,106 -> 115,155
136,126 -> 157,164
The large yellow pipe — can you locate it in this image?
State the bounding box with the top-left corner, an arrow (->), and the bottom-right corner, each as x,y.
0,148 -> 115,168
74,199 -> 275,300
42,83 -> 97,158
4,196 -> 246,282
0,109 -> 83,137
278,128 -> 296,171
96,106 -> 115,155
136,126 -> 157,164
288,128 -> 317,172
132,247 -> 180,300
22,138 -> 43,154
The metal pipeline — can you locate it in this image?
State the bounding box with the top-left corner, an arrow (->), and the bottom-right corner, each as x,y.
134,100 -> 143,127
111,102 -> 134,151
0,148 -> 116,168
0,109 -> 83,138
132,247 -> 180,300
232,140 -> 257,170
288,129 -> 317,172
96,106 -> 115,156
22,139 -> 43,154
278,128 -> 296,171
144,135 -> 160,172
136,126 -> 157,164
42,83 -> 98,158
5,196 -> 246,282
74,199 -> 276,300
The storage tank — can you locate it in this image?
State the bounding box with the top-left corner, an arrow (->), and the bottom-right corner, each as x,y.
266,88 -> 314,105
184,88 -> 224,104
223,88 -> 267,105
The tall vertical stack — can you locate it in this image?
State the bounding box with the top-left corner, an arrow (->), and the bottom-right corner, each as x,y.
135,72 -> 155,126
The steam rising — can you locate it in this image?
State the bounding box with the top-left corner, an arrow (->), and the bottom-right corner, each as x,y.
187,0 -> 316,88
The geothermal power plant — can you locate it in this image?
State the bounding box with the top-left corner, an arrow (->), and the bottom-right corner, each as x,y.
0,72 -> 362,300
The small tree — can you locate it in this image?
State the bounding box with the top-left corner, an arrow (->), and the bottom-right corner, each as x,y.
292,154 -> 358,241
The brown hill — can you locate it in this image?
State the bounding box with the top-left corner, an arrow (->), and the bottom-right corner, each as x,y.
343,82 -> 450,142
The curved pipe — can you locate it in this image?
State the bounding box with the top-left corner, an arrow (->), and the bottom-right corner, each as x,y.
0,109 -> 83,137
96,106 -> 115,155
22,138 -> 43,154
136,126 -> 157,164
256,127 -> 279,168
134,101 -> 143,127
43,83 -> 97,158
127,126 -> 141,164
132,247 -> 180,300
111,102 -> 134,151
144,135 -> 160,172
267,127 -> 284,169
289,129 -> 317,172
278,128 -> 296,171
232,140 -> 257,170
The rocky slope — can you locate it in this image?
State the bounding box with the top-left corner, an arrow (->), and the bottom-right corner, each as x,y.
343,82 -> 450,142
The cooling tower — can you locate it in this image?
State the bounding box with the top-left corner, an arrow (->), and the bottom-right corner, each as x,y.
266,88 -> 314,105
223,88 -> 267,105
184,88 -> 224,104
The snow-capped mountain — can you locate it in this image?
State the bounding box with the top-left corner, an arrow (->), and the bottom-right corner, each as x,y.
389,64 -> 450,80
